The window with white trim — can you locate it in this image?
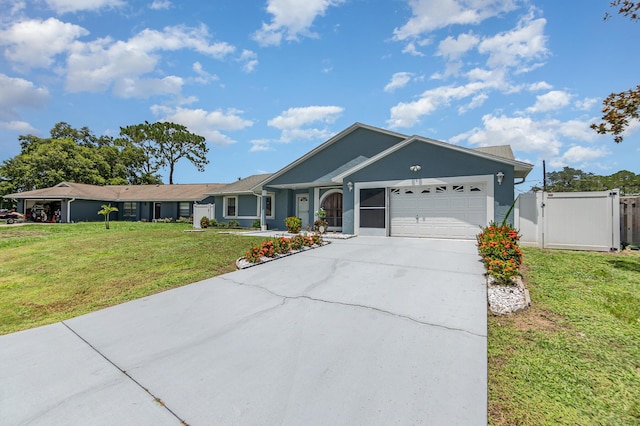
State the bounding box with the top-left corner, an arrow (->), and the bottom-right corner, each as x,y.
179,202 -> 190,218
224,196 -> 237,218
264,194 -> 274,218
123,202 -> 137,218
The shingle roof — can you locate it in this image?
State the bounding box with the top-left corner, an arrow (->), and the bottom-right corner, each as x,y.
3,182 -> 227,201
472,145 -> 515,160
206,173 -> 273,195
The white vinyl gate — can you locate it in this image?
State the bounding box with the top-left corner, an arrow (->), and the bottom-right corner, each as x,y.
193,203 -> 215,229
516,190 -> 620,251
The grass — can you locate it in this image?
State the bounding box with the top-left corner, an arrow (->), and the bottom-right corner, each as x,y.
489,247 -> 640,425
0,222 -> 266,335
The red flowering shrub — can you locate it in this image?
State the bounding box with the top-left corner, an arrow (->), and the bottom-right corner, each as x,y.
244,234 -> 323,264
477,222 -> 523,285
274,237 -> 291,254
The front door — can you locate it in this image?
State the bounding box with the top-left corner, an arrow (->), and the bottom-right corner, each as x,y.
321,192 -> 343,230
154,202 -> 161,220
296,194 -> 310,228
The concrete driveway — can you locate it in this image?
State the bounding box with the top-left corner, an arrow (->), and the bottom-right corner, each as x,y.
0,237 -> 487,425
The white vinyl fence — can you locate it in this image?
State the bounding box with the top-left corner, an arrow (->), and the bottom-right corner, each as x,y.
193,203 -> 215,229
515,190 -> 620,252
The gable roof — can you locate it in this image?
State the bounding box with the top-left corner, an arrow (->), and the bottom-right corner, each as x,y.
206,173 -> 273,195
254,122 -> 408,190
331,135 -> 534,182
472,145 -> 515,160
3,182 -> 226,202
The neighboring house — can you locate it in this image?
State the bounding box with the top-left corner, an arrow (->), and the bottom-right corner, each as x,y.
3,182 -> 224,223
207,122 -> 534,238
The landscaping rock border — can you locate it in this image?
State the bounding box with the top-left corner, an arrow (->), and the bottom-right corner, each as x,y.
486,275 -> 531,315
235,241 -> 331,269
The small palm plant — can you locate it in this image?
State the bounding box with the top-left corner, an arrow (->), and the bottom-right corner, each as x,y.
98,204 -> 118,230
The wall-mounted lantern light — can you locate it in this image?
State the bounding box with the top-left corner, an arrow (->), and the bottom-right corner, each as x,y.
409,165 -> 422,172
347,181 -> 353,192
496,171 -> 505,185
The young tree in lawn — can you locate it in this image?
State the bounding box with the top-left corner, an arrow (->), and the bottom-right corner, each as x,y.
119,122 -> 208,184
592,1 -> 640,142
98,204 -> 118,230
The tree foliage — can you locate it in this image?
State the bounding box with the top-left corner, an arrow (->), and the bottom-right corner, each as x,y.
592,2 -> 640,142
0,122 -> 158,196
119,121 -> 208,184
538,166 -> 640,195
98,204 -> 118,230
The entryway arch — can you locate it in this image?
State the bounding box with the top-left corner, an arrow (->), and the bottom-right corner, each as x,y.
320,190 -> 343,229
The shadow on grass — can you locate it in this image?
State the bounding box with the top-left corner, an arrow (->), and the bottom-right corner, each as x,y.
606,257 -> 640,273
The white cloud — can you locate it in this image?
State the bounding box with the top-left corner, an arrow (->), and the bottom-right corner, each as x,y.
253,0 -> 345,47
65,25 -> 235,96
128,25 -> 235,59
402,41 -> 425,56
192,62 -> 218,84
149,0 -> 172,10
0,18 -> 88,69
478,13 -> 548,71
458,93 -> 488,113
268,105 -> 343,142
575,97 -> 598,111
527,81 -> 553,91
150,105 -> 253,145
436,32 -> 479,61
388,79 -> 505,128
113,75 -> 183,98
554,145 -> 610,167
527,90 -> 571,113
250,139 -> 273,152
238,49 -> 258,73
393,0 -> 517,41
0,120 -> 38,133
4,1 -> 26,16
384,72 -> 413,92
0,74 -> 49,111
450,114 -> 601,165
44,0 -> 124,14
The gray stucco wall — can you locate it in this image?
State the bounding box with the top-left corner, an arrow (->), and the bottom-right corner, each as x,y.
70,200 -> 106,222
267,127 -> 404,186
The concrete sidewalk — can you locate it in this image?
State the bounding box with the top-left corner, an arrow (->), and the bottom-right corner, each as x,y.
1,237 -> 487,425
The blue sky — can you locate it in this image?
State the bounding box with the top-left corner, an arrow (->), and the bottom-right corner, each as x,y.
1,0 -> 639,193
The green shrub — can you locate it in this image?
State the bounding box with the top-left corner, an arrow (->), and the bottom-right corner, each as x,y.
477,222 -> 522,285
200,216 -> 210,228
228,220 -> 240,228
252,219 -> 261,228
285,216 -> 302,233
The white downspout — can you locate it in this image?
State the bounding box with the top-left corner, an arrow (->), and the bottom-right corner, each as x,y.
67,198 -> 75,223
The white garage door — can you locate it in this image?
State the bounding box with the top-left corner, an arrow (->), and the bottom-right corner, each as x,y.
390,183 -> 487,239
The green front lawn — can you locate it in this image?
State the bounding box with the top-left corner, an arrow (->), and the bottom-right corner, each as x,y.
489,247 -> 640,425
0,222 -> 266,335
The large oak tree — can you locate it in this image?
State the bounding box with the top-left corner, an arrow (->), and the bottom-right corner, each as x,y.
119,121 -> 208,184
